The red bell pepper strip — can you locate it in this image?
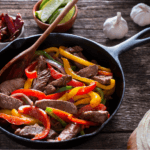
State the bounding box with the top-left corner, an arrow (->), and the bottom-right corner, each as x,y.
47,64 -> 84,87
76,82 -> 96,95
11,89 -> 65,100
11,89 -> 46,100
45,107 -> 98,126
0,113 -> 31,125
25,61 -> 38,79
18,105 -> 50,140
77,104 -> 107,116
98,70 -> 113,76
68,114 -> 98,126
46,91 -> 66,99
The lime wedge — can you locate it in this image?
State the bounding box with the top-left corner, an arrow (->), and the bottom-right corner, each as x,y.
35,10 -> 42,20
47,8 -> 62,24
39,0 -> 51,10
59,5 -> 75,24
40,0 -> 64,23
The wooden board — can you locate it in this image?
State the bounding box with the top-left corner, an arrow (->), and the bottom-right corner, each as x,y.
0,0 -> 150,149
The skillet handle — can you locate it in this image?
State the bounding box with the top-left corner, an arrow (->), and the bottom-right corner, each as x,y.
107,27 -> 150,57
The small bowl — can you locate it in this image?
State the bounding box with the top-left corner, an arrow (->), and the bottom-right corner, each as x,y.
0,16 -> 24,50
33,0 -> 78,32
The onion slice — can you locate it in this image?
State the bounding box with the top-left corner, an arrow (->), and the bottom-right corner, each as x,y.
11,93 -> 33,106
45,58 -> 66,74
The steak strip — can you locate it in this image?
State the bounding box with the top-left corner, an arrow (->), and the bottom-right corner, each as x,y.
77,65 -> 98,78
79,110 -> 109,124
35,100 -> 77,115
0,93 -> 23,110
56,123 -> 81,141
0,78 -> 25,95
15,123 -> 58,139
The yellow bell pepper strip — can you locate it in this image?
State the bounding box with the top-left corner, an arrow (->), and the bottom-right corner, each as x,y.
0,109 -> 12,115
24,78 -> 33,89
73,94 -> 90,101
57,92 -> 68,101
44,47 -> 59,58
88,91 -> 101,108
45,107 -> 98,126
74,97 -> 91,106
18,105 -> 50,140
0,113 -> 31,125
67,87 -> 83,100
11,109 -> 41,125
59,46 -> 67,50
25,61 -> 38,79
59,47 -> 111,72
45,107 -> 67,127
62,58 -> 115,90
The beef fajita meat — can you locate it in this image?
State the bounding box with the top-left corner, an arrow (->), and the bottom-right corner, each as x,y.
77,65 -> 98,78
49,75 -> 72,87
56,123 -> 81,141
73,52 -> 86,69
15,124 -> 58,139
79,110 -> 109,124
36,55 -> 47,74
65,46 -> 83,53
0,93 -> 23,109
43,84 -> 56,95
0,78 -> 25,95
32,69 -> 50,91
35,100 -> 78,114
92,75 -> 113,85
32,56 -> 50,91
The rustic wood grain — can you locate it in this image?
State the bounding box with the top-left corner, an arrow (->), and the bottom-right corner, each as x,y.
0,0 -> 150,149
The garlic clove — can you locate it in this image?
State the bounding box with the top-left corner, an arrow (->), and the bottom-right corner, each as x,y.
103,12 -> 128,40
130,3 -> 150,26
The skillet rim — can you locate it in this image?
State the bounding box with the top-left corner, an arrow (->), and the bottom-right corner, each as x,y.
0,33 -> 125,146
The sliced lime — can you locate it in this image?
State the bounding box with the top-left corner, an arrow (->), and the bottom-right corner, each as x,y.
40,0 -> 64,23
35,10 -> 42,20
47,8 -> 62,24
59,5 -> 75,24
39,0 -> 51,10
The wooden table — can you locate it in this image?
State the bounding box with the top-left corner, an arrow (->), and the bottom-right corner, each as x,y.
0,0 -> 150,149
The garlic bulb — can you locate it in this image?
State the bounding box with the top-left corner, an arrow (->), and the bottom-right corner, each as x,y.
103,12 -> 128,40
130,3 -> 150,26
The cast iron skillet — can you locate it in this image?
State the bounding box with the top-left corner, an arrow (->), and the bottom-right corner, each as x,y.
0,27 -> 150,148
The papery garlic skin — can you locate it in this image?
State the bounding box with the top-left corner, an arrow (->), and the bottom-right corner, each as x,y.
130,3 -> 150,26
103,12 -> 128,40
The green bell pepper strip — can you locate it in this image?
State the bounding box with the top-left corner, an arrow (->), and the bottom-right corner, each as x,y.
55,86 -> 73,93
45,107 -> 67,127
95,87 -> 104,104
35,50 -> 62,66
80,130 -> 85,135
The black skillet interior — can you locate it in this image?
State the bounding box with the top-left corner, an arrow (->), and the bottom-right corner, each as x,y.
0,33 -> 125,148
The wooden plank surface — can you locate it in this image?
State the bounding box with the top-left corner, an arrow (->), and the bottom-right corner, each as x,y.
0,0 -> 150,149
